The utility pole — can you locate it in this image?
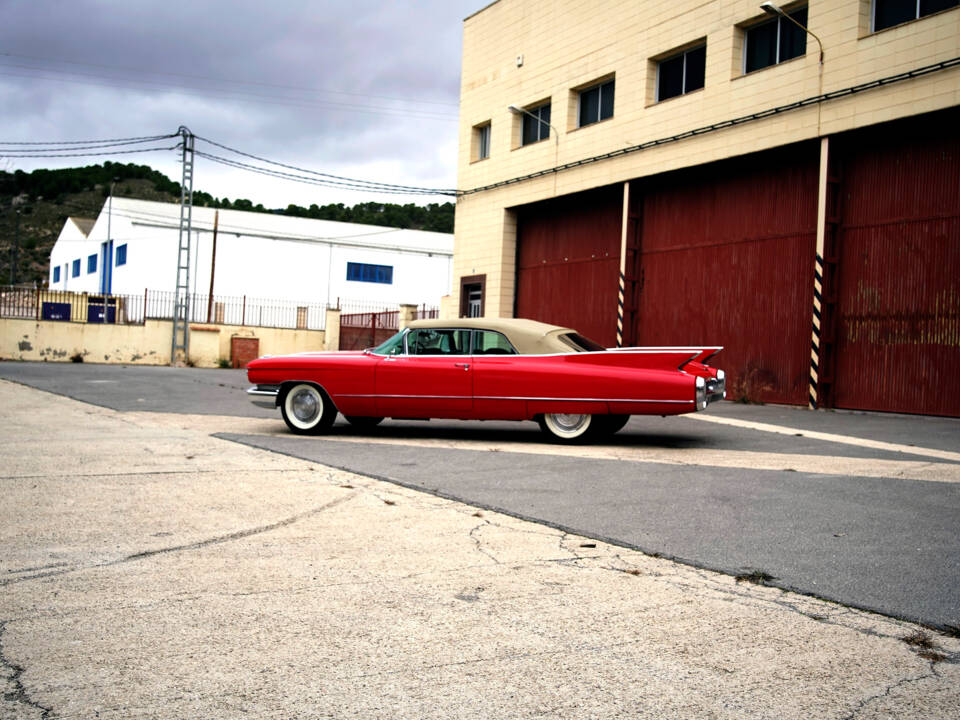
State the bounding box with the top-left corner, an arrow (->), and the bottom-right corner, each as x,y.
10,208 -> 20,285
171,126 -> 195,365
206,210 -> 219,322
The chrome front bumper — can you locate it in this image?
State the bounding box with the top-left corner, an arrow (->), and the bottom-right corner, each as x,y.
247,384 -> 280,409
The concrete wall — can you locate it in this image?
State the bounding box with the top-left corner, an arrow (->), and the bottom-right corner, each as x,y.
0,318 -> 331,367
454,0 -> 960,317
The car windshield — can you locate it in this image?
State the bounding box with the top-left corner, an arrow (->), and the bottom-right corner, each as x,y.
370,330 -> 406,356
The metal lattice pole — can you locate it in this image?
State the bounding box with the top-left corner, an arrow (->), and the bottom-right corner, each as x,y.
171,126 -> 195,365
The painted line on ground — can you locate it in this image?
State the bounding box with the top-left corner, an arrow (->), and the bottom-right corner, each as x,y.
682,413 -> 960,463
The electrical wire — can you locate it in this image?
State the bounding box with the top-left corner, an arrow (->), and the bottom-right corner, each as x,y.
0,132 -> 178,147
195,150 -> 455,197
193,135 -> 457,195
0,145 -> 178,159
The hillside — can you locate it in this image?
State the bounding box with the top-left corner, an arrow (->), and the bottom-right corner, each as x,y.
0,162 -> 455,285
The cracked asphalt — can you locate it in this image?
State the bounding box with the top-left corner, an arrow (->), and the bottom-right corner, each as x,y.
1,366 -> 959,717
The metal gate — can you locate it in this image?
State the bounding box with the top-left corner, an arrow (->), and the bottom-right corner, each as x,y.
339,309 -> 399,350
830,110 -> 960,417
631,143 -> 820,405
515,186 -> 623,345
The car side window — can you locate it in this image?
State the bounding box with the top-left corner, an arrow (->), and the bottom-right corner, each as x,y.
472,330 -> 518,355
408,329 -> 469,355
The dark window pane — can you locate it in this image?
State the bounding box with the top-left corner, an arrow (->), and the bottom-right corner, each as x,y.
538,104 -> 551,140
658,55 -> 685,101
685,45 -> 706,92
875,0 -> 916,30
779,8 -> 808,62
745,19 -> 778,72
579,86 -> 599,126
522,114 -> 538,145
920,0 -> 959,15
521,104 -> 550,145
599,80 -> 615,120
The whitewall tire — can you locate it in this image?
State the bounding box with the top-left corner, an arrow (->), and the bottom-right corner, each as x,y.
537,413 -> 593,442
281,383 -> 336,435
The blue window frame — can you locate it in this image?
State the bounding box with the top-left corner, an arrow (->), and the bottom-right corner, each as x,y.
346,262 -> 393,284
71,259 -> 81,278
87,253 -> 97,274
53,266 -> 61,283
115,243 -> 127,266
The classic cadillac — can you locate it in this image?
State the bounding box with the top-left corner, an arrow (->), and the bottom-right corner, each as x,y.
247,318 -> 725,442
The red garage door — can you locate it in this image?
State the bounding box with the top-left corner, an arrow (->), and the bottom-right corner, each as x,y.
515,186 -> 623,346
831,110 -> 960,417
633,144 -> 820,405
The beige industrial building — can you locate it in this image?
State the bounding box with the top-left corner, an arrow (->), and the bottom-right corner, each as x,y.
450,0 -> 960,416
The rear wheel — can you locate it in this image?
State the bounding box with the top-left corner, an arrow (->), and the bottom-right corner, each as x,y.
280,383 -> 337,435
589,414 -> 630,436
537,413 -> 593,442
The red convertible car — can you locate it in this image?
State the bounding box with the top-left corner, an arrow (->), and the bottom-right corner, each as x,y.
247,318 -> 725,442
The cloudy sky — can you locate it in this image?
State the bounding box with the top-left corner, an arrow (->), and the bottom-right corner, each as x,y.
0,0 -> 483,208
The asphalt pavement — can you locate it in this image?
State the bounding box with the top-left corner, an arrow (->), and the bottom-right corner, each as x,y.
1,360 -> 958,629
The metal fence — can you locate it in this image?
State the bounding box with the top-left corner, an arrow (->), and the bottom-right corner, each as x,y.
1,286 -> 440,332
0,286 -> 328,331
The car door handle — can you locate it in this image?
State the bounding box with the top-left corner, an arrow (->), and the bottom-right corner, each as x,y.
454,362 -> 470,370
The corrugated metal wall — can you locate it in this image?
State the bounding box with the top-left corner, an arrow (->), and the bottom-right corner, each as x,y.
515,186 -> 622,345
831,110 -> 960,416
511,109 -> 958,416
632,144 -> 819,404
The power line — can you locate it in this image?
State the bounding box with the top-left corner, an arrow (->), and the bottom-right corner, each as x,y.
1,128 -> 457,197
193,138 -> 456,196
0,132 -> 178,147
0,145 -> 178,159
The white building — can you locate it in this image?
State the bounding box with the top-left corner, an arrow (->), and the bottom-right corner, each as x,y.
48,198 -> 454,310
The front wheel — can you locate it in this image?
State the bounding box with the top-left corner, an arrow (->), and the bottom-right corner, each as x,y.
537,413 -> 593,442
280,383 -> 337,435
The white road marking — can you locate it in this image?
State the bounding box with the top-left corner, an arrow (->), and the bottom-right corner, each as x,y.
682,413 -> 960,463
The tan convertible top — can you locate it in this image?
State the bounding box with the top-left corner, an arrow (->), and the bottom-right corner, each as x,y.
406,317 -> 584,355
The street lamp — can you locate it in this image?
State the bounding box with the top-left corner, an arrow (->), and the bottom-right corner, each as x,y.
761,2 -> 824,64
508,104 -> 559,145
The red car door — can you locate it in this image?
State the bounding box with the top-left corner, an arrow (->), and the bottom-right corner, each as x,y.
374,328 -> 473,416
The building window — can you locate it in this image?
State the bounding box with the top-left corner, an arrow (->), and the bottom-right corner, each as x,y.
115,244 -> 127,266
657,44 -> 706,102
71,259 -> 81,278
521,103 -> 551,145
473,122 -> 491,161
87,253 -> 97,274
53,266 -> 61,283
346,262 -> 393,284
744,5 -> 808,73
874,0 -> 958,31
578,78 -> 615,127
459,274 -> 486,318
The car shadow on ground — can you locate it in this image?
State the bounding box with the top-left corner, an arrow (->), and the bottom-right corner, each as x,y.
324,420 -> 714,449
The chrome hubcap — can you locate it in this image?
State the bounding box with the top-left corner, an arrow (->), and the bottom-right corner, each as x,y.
291,390 -> 319,422
553,414 -> 588,432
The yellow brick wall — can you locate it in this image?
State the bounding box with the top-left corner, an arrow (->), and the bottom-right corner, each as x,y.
451,0 -> 960,318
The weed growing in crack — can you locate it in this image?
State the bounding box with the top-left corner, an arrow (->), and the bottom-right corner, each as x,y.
903,630 -> 949,663
735,570 -> 776,585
